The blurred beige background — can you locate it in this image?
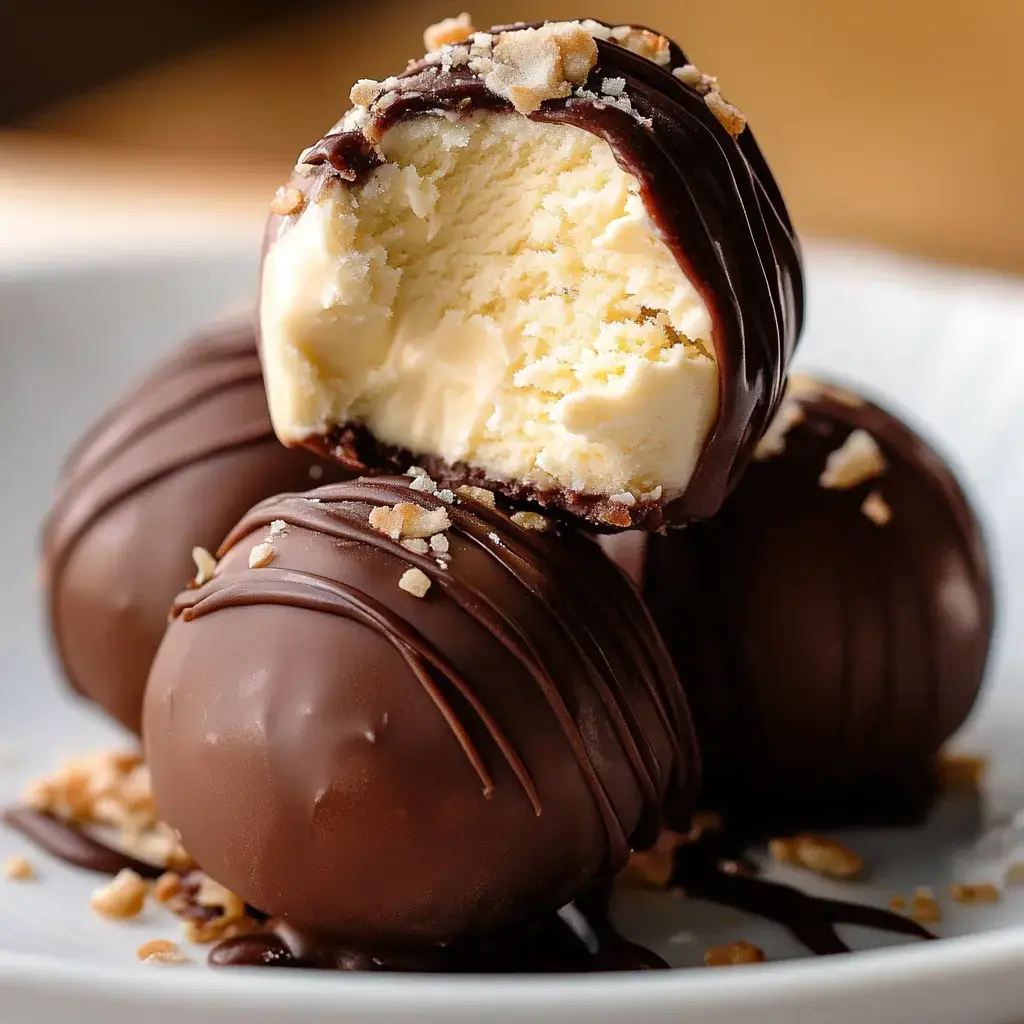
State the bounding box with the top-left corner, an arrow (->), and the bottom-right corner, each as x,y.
8,0 -> 1024,273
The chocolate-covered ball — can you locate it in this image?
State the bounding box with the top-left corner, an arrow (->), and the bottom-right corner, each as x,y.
604,377 -> 994,826
258,17 -> 802,530
43,322 -> 347,735
144,476 -> 697,947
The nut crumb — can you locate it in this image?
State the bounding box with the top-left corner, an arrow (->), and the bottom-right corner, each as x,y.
672,64 -> 718,95
409,474 -> 438,495
401,538 -> 430,554
269,186 -> 303,217
399,567 -> 432,598
196,874 -> 246,921
620,830 -> 687,889
268,519 -> 289,537
889,895 -> 907,911
369,502 -> 451,540
938,751 -> 988,792
91,869 -> 148,919
949,882 -> 1000,904
610,492 -> 637,506
248,542 -> 275,569
910,889 -> 942,924
152,872 -> 183,905
3,855 -> 34,881
598,505 -> 633,528
754,397 -> 805,461
137,939 -> 190,965
191,547 -> 217,585
424,13 -> 475,52
612,27 -> 671,66
510,511 -> 549,531
768,834 -> 863,880
704,941 -> 766,967
819,429 -> 887,490
456,485 -> 496,508
861,490 -> 892,525
350,78 -> 383,108
704,90 -> 747,138
436,489 -> 455,503
430,534 -> 450,554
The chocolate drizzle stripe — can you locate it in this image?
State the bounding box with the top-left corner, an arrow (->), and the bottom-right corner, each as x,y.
175,567 -> 542,812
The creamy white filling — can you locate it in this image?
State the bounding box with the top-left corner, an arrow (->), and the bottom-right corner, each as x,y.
261,112 -> 718,499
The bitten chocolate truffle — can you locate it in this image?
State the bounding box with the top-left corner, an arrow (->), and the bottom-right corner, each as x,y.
258,16 -> 802,529
604,377 -> 994,826
143,476 -> 697,947
43,322 -> 347,735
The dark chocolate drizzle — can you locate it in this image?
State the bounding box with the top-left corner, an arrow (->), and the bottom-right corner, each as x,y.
174,477 -> 697,864
1,806 -> 165,879
272,19 -> 804,526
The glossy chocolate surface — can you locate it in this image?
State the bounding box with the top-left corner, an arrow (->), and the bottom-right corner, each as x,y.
604,381 -> 995,826
143,477 -> 697,947
42,322 -> 347,734
267,19 -> 803,528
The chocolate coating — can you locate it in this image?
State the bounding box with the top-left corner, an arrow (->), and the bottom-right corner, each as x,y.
269,18 -> 803,529
604,380 -> 994,826
42,322 -> 347,734
143,477 -> 697,947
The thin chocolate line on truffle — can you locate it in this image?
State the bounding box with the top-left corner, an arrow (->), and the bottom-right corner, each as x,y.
283,20 -> 803,525
206,477 -> 689,862
174,566 -> 540,813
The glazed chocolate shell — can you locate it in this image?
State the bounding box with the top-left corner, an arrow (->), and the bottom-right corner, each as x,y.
143,477 -> 698,946
42,322 -> 347,734
265,19 -> 803,529
604,380 -> 994,827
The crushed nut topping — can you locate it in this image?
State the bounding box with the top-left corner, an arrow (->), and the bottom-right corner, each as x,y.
401,538 -> 430,555
424,13 -> 476,52
3,855 -> 34,881
248,542 -> 275,569
23,751 -> 193,872
610,492 -> 637,506
673,64 -> 717,93
510,511 -> 550,531
909,888 -> 942,924
157,870 -> 256,945
152,872 -> 183,905
268,519 -> 289,537
889,894 -> 907,911
430,533 -> 450,554
369,502 -> 451,540
456,485 -> 496,508
938,751 -> 988,792
269,186 -> 303,217
136,939 -> 190,965
479,22 -> 598,114
91,868 -> 148,919
949,882 -> 1000,904
819,429 -> 888,490
191,547 -> 217,585
409,474 -> 439,495
598,505 -> 633,528
399,567 -> 432,598
620,829 -> 687,889
350,78 -> 384,108
704,941 -> 766,967
768,834 -> 863,880
754,398 -> 805,461
601,77 -> 626,97
861,490 -> 892,525
704,90 -> 747,138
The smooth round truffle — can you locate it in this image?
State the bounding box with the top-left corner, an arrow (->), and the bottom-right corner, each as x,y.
42,322 -> 347,734
259,18 -> 802,530
143,476 -> 697,947
604,378 -> 994,827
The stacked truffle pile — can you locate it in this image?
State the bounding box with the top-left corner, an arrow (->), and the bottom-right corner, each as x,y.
35,15 -> 994,970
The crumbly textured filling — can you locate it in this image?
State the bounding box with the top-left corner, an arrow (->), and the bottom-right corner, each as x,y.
261,113 -> 718,500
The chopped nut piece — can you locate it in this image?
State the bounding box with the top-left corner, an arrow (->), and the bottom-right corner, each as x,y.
248,542 -> 275,569
399,567 -> 432,598
409,474 -> 438,494
191,546 -> 217,585
137,939 -> 190,965
768,834 -> 863,879
401,538 -> 430,555
949,882 -> 1000,904
268,519 -> 289,537
909,891 -> 942,924
436,489 -> 455,504
754,398 -> 805,460
456,485 -> 496,508
819,429 -> 888,489
610,491 -> 637,506
350,78 -> 383,108
510,511 -> 550,531
614,27 -> 672,66
424,13 -> 476,52
704,941 -> 766,967
369,502 -> 451,540
599,505 -> 634,528
91,869 -> 148,919
889,895 -> 907,911
938,751 -> 988,792
704,90 -> 747,138
619,829 -> 687,889
429,534 -> 450,554
152,872 -> 183,905
406,465 -> 429,478
3,855 -> 34,881
184,917 -> 256,945
861,491 -> 892,526
196,874 -> 246,921
269,186 -> 303,217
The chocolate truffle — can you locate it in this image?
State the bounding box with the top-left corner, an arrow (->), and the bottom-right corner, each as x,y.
258,17 -> 803,530
43,322 -> 347,735
604,377 -> 994,826
143,476 -> 697,947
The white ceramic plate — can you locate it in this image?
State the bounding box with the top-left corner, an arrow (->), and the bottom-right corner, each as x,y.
2,244 -> 1024,1023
